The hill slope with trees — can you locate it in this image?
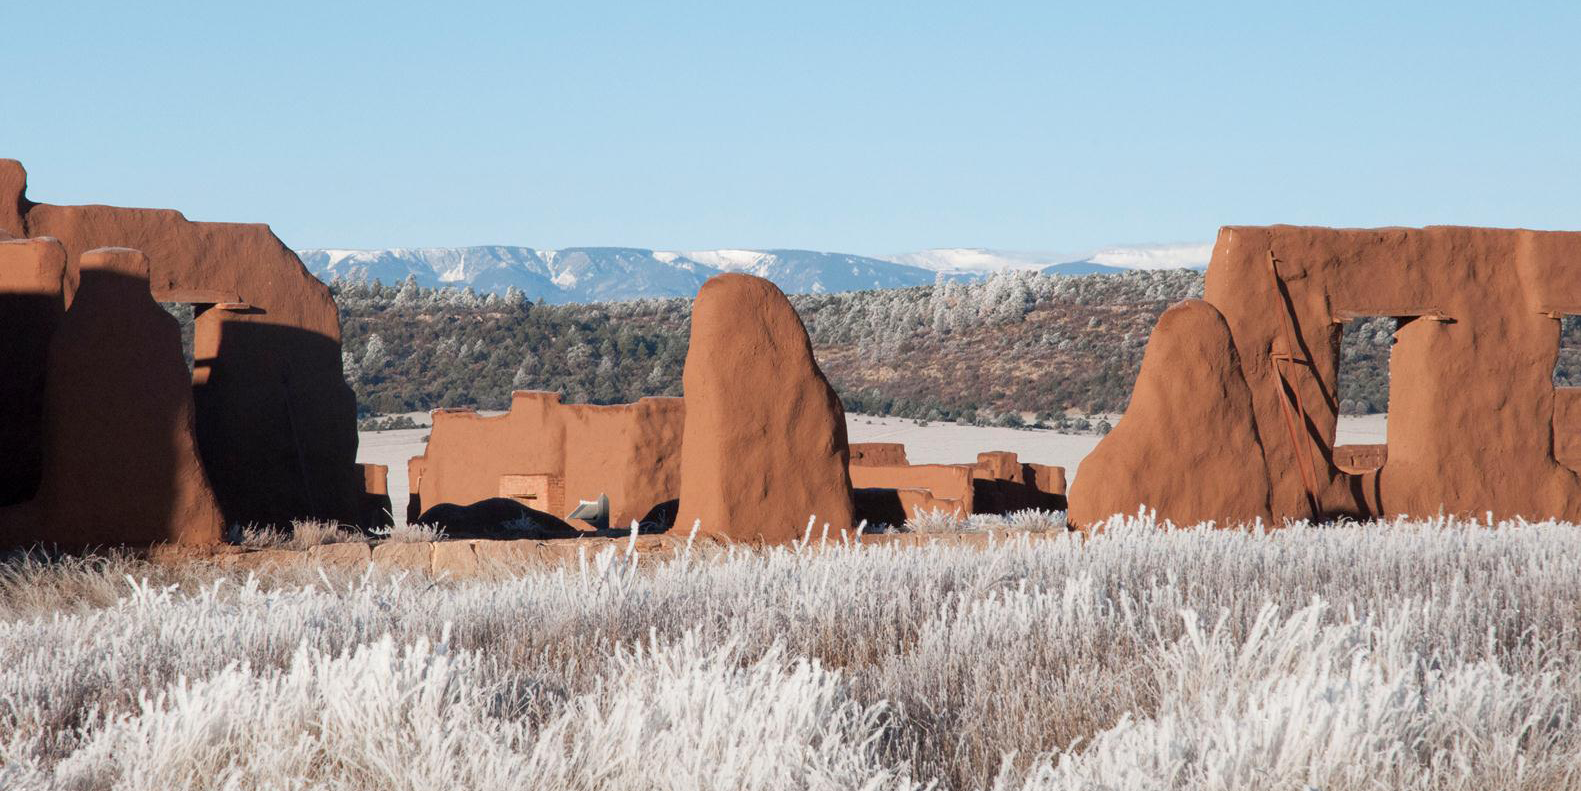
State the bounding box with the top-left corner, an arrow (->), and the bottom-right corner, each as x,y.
329,270 -> 1506,425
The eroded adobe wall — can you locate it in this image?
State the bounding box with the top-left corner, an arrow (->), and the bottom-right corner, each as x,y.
413,391 -> 683,530
849,451 -> 1068,520
560,396 -> 684,528
1,248 -> 223,547
849,464 -> 976,513
850,443 -> 910,467
0,159 -> 360,528
1069,298 -> 1272,527
676,274 -> 855,542
1074,225 -> 1581,527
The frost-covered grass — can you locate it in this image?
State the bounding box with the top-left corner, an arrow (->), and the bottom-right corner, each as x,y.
4,514 -> 1581,789
904,507 -> 1067,533
370,521 -> 448,543
226,519 -> 366,550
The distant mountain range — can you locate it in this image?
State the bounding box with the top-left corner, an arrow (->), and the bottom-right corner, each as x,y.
297,242 -> 1209,303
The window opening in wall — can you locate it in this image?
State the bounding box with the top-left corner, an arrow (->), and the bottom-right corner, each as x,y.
1556,315 -> 1581,472
1557,315 -> 1581,387
159,301 -> 197,371
1333,316 -> 1399,472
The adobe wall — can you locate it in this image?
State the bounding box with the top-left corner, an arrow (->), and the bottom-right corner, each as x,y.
412,391 -> 684,530
850,443 -> 910,467
1024,463 -> 1066,497
0,248 -> 223,547
1073,225 -> 1581,526
0,160 -> 360,528
850,464 -> 977,513
357,463 -> 393,530
849,450 -> 1069,521
676,274 -> 855,542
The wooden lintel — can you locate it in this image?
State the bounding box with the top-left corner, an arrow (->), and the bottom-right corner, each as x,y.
151,287 -> 243,305
1331,307 -> 1449,322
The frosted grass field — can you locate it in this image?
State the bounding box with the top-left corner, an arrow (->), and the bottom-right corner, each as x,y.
3,515 -> 1581,790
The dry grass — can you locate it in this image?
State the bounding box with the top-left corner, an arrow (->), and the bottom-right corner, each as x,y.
903,507 -> 1067,533
3,514 -> 1581,789
226,520 -> 366,550
370,522 -> 448,543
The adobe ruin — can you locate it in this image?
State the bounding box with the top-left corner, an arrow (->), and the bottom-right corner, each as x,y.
849,442 -> 910,467
850,450 -> 1067,524
408,391 -> 684,532
405,275 -> 1078,541
1,160 -> 377,548
1071,225 -> 1581,527
676,274 -> 856,542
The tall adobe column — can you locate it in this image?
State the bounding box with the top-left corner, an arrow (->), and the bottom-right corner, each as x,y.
676,274 -> 854,542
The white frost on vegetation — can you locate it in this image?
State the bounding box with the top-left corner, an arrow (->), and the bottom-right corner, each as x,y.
4,515 -> 1581,789
903,507 -> 1067,533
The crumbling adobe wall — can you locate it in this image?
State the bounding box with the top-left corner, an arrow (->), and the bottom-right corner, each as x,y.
1073,225 -> 1581,527
0,159 -> 360,528
850,443 -> 909,467
850,450 -> 1068,522
677,274 -> 855,542
412,391 -> 684,530
1,248 -> 223,547
850,464 -> 976,514
1070,299 -> 1272,526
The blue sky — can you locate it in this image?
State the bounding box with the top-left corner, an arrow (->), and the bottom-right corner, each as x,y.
3,1 -> 1577,254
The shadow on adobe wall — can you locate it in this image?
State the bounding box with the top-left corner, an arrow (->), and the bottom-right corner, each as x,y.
191,318 -> 361,528
1,270 -> 199,547
0,292 -> 61,507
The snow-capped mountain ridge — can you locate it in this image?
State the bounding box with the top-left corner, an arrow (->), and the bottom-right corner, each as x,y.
297,246 -> 938,304
297,242 -> 1210,303
879,242 -> 1211,276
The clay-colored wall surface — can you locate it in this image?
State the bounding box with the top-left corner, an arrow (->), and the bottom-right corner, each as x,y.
1024,463 -> 1066,497
413,391 -> 683,529
849,464 -> 977,513
677,274 -> 855,542
1,249 -> 223,547
971,451 -> 1023,483
850,451 -> 1068,518
1074,225 -> 1581,526
356,463 -> 393,529
850,442 -> 910,467
0,160 -> 360,529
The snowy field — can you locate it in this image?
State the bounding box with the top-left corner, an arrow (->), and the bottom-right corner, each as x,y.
359,413 -> 1392,524
2,513 -> 1579,789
